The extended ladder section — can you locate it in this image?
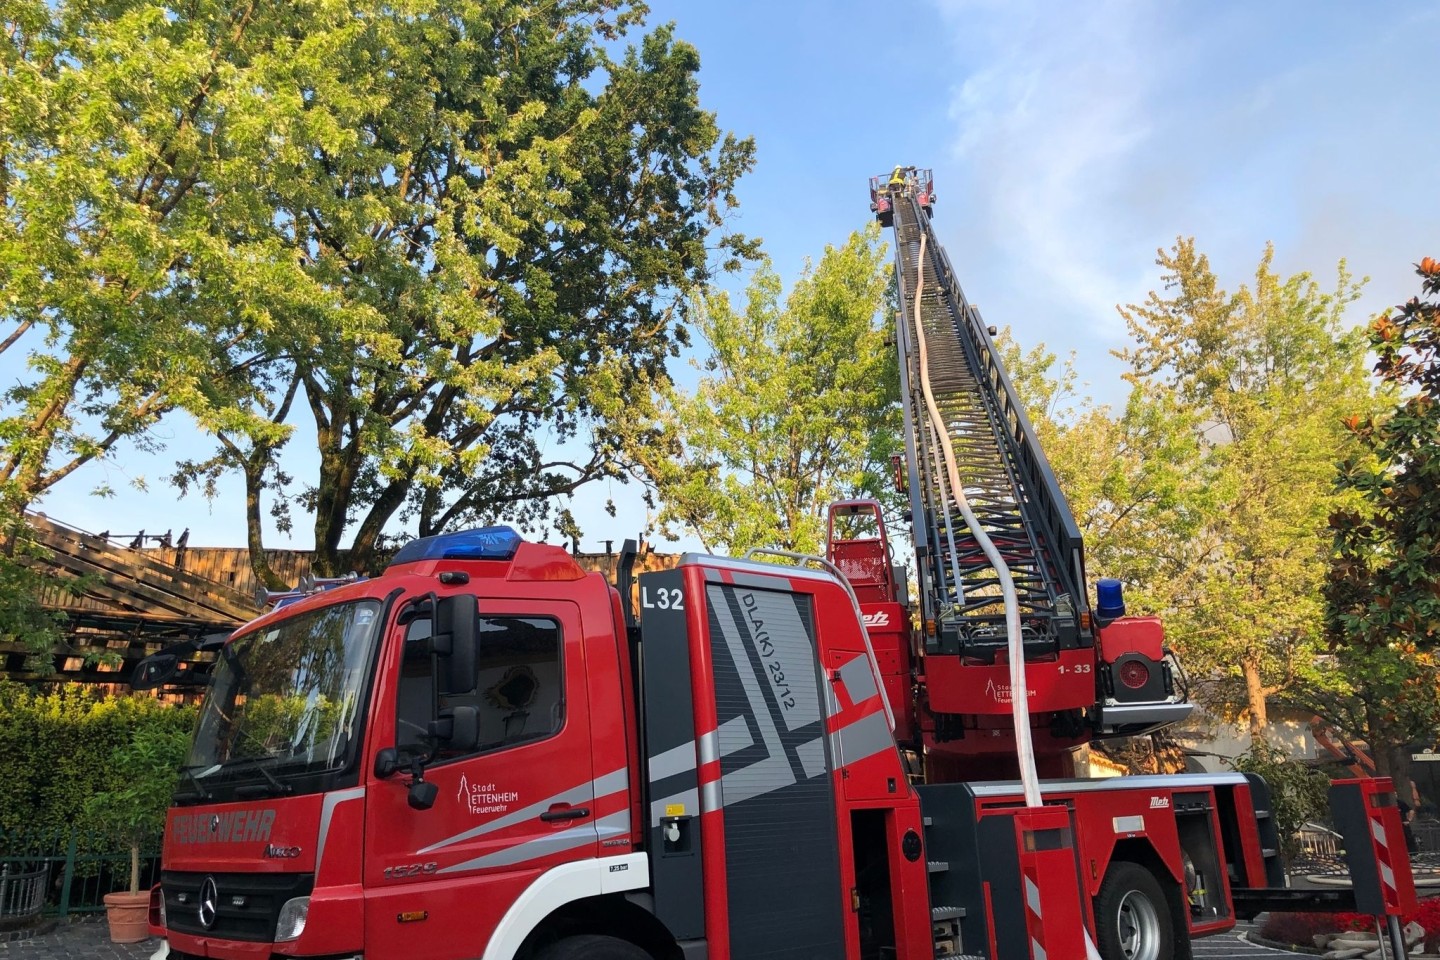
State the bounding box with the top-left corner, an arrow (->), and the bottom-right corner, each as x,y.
885,174 -> 1089,662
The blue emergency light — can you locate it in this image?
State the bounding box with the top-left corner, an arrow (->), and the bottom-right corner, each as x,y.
1095,578 -> 1126,620
388,525 -> 523,567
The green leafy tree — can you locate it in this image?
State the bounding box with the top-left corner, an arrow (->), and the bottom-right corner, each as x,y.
0,680 -> 196,891
1116,239 -> 1376,735
994,330 -> 1211,608
0,0 -> 304,520
169,4 -> 756,578
84,725 -> 188,894
1326,256 -> 1440,786
1228,736 -> 1331,860
2,1 -> 754,588
0,519 -> 64,673
0,513 -> 102,673
652,225 -> 896,555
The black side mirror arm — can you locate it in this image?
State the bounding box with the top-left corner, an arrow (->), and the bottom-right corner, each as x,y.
375,747 -> 439,810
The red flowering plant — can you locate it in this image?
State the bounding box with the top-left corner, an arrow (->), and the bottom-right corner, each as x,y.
1260,898 -> 1440,953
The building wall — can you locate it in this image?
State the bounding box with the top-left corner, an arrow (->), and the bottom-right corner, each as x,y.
1170,704 -> 1320,773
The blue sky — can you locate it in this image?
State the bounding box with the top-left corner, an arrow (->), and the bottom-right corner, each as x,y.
28,0 -> 1440,556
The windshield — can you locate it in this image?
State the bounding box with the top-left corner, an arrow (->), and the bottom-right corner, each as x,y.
184,600 -> 382,793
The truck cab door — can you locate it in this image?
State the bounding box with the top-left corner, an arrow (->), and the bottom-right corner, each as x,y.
363,596 -> 597,960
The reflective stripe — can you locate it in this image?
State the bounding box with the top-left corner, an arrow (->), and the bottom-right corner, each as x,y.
316,786 -> 365,871
1024,868 -> 1047,960
1370,816 -> 1399,903
438,811 -> 631,874
1025,875 -> 1042,917
698,716 -> 753,766
648,741 -> 697,783
420,767 -> 626,854
592,767 -> 628,799
838,654 -> 879,705
701,779 -> 723,814
654,717 -> 753,782
797,737 -> 828,779
831,710 -> 894,768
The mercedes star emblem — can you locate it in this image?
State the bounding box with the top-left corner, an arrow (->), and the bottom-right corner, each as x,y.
198,876 -> 218,930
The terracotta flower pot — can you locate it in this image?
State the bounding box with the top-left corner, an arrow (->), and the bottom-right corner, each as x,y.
102,891 -> 152,944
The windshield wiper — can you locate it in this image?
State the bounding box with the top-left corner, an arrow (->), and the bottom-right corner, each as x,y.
224,755 -> 295,798
173,767 -> 213,805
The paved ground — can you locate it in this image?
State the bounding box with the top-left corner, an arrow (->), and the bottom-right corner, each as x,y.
0,919 -> 159,960
0,918 -> 1302,960
1196,924 -> 1311,960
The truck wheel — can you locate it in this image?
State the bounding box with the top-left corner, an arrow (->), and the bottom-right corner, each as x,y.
1093,862 -> 1173,960
534,934 -> 650,960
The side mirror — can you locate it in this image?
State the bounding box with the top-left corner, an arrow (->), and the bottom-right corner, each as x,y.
131,653 -> 179,690
131,632 -> 230,689
434,594 -> 477,696
374,747 -> 402,779
408,780 -> 439,811
445,706 -> 480,752
426,706 -> 480,753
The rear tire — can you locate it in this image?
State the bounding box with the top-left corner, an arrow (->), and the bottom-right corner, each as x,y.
534,934 -> 650,960
1093,862 -> 1173,960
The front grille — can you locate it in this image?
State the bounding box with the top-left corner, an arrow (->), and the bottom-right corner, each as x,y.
162,870 -> 313,942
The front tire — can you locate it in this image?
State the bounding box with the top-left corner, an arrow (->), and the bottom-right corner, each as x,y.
1093,862 -> 1173,960
534,934 -> 650,960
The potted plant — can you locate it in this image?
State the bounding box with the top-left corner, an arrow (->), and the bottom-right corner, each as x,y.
83,726 -> 187,943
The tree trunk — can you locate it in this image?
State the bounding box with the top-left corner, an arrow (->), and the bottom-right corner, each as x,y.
244,458 -> 286,590
1389,745 -> 1415,804
129,842 -> 140,896
1243,656 -> 1269,738
1361,701 -> 1416,803
1374,741 -> 1415,802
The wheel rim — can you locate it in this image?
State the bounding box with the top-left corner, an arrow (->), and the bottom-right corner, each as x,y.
1115,888 -> 1162,960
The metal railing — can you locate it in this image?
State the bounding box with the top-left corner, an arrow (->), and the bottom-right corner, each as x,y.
0,827 -> 162,917
0,864 -> 46,924
1291,818 -> 1440,877
1295,823 -> 1344,866
1414,818 -> 1440,853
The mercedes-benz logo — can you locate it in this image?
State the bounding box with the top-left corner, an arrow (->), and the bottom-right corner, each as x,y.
198,876 -> 218,930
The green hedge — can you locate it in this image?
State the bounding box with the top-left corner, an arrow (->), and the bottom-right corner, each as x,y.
0,681 -> 196,840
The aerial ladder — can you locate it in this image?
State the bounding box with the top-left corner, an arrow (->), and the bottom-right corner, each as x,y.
836,169 -> 1192,781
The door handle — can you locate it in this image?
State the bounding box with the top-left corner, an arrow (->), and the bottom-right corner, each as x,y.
539,806 -> 591,822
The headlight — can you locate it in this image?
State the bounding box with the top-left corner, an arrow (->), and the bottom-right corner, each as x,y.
275,896 -> 310,942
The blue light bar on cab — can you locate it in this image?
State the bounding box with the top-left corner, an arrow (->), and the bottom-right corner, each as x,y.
388,526 -> 523,567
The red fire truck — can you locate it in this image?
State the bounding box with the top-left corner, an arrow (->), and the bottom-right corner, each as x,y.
135,172 -> 1418,960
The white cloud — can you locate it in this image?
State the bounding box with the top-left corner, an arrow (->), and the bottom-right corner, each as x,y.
926,1 -> 1440,403
933,1 -> 1176,346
